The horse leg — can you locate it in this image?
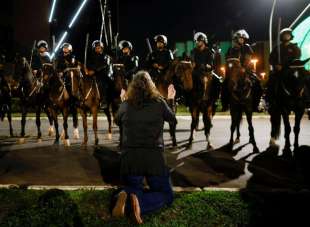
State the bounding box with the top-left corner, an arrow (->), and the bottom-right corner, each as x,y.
270,109 -> 281,146
189,106 -> 199,145
45,108 -> 54,136
203,105 -> 213,150
19,104 -> 27,144
35,106 -> 42,143
51,108 -> 60,144
293,110 -> 303,150
63,108 -> 70,146
72,107 -> 79,140
7,107 -> 13,137
229,107 -> 237,147
245,108 -> 259,152
282,112 -> 291,151
80,109 -> 88,145
104,106 -> 112,140
92,106 -> 99,145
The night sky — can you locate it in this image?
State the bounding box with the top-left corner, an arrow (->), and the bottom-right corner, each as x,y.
3,0 -> 310,59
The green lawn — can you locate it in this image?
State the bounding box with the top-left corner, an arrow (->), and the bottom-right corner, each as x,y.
1,188 -> 309,226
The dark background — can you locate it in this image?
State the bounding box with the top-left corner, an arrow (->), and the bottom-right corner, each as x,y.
1,0 -> 309,60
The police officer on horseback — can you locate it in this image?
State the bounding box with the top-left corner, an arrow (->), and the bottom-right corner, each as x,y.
32,40 -> 51,77
55,43 -> 78,74
190,32 -> 220,106
146,35 -> 174,84
116,40 -> 139,83
267,28 -> 302,106
87,40 -> 113,108
223,29 -> 262,111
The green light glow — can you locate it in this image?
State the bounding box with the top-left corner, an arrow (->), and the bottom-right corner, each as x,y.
292,16 -> 310,70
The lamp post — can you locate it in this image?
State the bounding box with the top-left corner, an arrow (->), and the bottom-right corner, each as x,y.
269,0 -> 277,53
251,58 -> 259,72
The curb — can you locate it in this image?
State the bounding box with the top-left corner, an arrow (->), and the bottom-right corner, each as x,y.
0,184 -> 240,192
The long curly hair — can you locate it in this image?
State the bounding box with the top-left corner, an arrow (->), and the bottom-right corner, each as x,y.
126,71 -> 162,108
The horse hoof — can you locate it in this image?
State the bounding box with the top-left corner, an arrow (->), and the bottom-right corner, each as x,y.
269,138 -> 278,146
64,139 -> 71,147
18,138 -> 26,144
37,138 -> 42,143
95,139 -> 99,146
60,131 -> 65,140
73,128 -> 79,140
234,138 -> 240,145
207,143 -> 214,151
48,126 -> 54,136
108,133 -> 112,140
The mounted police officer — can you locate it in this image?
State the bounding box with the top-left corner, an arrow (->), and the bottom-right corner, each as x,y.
267,28 -> 302,106
190,32 -> 220,106
87,40 -> 113,108
223,29 -> 262,111
116,40 -> 139,83
146,35 -> 174,84
32,40 -> 51,77
55,43 -> 77,74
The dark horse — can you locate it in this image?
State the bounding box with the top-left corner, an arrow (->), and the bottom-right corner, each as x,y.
103,63 -> 126,140
0,63 -> 15,136
14,56 -> 53,143
47,66 -> 79,146
175,60 -> 220,149
268,58 -> 310,152
155,62 -> 178,147
224,58 -> 259,151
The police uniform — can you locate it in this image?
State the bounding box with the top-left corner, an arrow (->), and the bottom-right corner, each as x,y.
146,35 -> 174,83
32,40 -> 52,76
266,28 -> 302,105
87,40 -> 113,107
116,40 -> 139,82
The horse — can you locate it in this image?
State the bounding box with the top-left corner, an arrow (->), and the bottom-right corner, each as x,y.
268,58 -> 310,152
155,62 -> 178,147
224,58 -> 259,151
102,63 -> 126,140
175,60 -> 221,149
13,56 -> 53,143
71,63 -> 100,145
0,64 -> 14,137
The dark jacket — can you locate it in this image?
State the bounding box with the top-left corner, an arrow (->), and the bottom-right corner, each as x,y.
226,44 -> 254,68
116,54 -> 139,81
32,52 -> 51,70
115,98 -> 176,176
55,53 -> 77,73
269,42 -> 301,68
146,49 -> 174,73
87,52 -> 112,79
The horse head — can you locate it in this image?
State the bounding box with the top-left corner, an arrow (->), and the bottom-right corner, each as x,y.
282,58 -> 310,98
225,58 -> 252,102
112,64 -> 126,92
175,60 -> 193,92
63,65 -> 82,97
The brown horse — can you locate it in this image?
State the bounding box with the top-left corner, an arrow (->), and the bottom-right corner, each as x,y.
72,63 -> 100,145
155,62 -> 178,146
175,60 -> 220,149
225,58 -> 258,152
47,66 -> 79,146
103,63 -> 126,140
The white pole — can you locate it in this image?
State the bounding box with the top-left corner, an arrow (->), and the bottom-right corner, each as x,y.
289,3 -> 310,29
269,0 -> 277,53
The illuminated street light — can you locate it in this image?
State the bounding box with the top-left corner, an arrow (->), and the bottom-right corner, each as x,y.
251,59 -> 259,72
269,0 -> 277,52
69,0 -> 88,28
220,66 -> 226,76
49,0 -> 57,23
260,72 -> 266,80
50,31 -> 68,59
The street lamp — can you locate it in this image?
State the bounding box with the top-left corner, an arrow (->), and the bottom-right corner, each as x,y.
269,0 -> 277,53
251,58 -> 259,72
260,72 -> 266,80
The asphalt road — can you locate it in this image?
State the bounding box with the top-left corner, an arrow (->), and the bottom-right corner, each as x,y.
1,115 -> 310,190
